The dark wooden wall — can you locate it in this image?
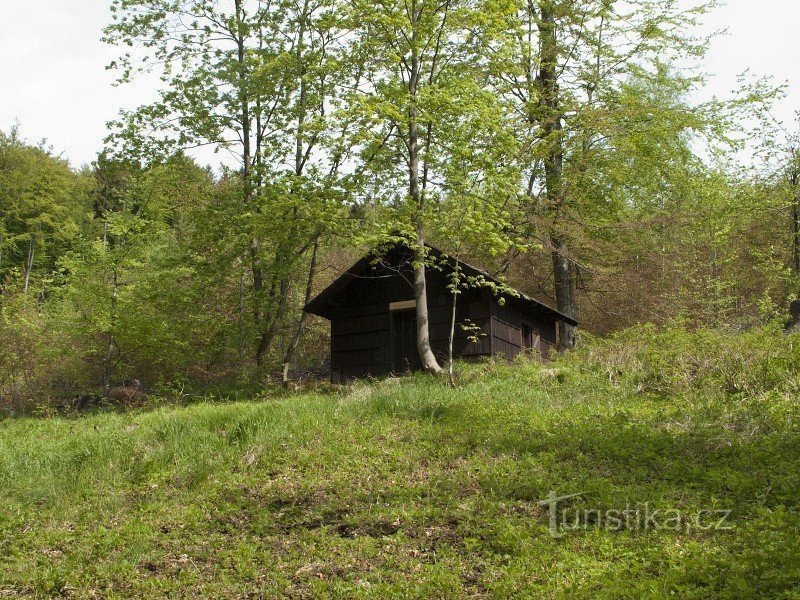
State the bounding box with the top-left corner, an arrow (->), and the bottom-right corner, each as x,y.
327,259 -> 559,382
491,302 -> 557,361
328,264 -> 493,382
330,304 -> 391,381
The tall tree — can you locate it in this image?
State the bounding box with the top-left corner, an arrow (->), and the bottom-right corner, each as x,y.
499,0 -> 717,348
104,0 -> 350,375
345,0 -> 514,373
0,127 -> 86,294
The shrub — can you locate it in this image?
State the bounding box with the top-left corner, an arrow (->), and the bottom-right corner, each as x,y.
567,322 -> 800,398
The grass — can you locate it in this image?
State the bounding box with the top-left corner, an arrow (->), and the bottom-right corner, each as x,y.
1,331 -> 800,598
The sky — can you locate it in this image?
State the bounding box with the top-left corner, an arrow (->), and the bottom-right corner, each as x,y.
0,0 -> 798,170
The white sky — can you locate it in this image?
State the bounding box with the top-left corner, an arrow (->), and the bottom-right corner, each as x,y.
0,0 -> 797,169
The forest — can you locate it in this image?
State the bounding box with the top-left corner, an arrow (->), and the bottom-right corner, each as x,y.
3,1 -> 800,596
0,0 -> 799,412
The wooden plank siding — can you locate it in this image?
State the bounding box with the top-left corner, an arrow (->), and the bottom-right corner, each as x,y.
491,302 -> 557,360
307,244 -> 574,382
491,316 -> 522,361
329,300 -> 492,382
329,300 -> 391,382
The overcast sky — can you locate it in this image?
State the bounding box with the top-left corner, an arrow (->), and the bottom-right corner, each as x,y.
1,0 -> 797,169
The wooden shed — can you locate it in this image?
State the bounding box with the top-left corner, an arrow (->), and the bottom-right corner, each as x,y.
304,244 -> 578,383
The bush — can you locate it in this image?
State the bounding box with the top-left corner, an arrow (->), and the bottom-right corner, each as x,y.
0,295 -> 95,416
567,321 -> 800,398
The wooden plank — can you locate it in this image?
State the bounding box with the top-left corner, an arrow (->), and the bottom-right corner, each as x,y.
496,303 -> 557,345
427,301 -> 490,325
332,348 -> 389,368
492,317 -> 522,347
389,300 -> 416,311
493,338 -> 520,361
428,318 -> 488,341
331,313 -> 390,336
331,330 -> 388,352
430,333 -> 490,357
327,303 -> 388,320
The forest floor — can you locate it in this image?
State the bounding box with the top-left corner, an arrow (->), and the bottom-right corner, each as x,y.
1,350 -> 799,598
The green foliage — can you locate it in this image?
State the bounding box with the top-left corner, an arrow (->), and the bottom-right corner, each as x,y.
0,127 -> 91,292
1,1 -> 799,410
345,0 -> 524,258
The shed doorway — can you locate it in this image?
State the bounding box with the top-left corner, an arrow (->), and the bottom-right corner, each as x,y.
391,307 -> 421,374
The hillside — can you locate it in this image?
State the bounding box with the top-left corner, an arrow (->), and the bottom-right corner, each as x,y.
1,327 -> 799,598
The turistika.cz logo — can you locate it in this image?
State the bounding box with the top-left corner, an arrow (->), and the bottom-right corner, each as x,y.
537,491 -> 734,538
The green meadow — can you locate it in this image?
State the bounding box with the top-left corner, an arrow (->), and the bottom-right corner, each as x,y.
1,327 -> 799,598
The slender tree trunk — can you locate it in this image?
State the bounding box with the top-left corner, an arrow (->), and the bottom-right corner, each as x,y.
256,279 -> 288,368
788,163 -> 800,332
234,0 -> 268,370
447,259 -> 460,387
279,2 -> 312,386
294,0 -> 309,179
0,225 -> 4,292
412,223 -> 441,373
238,263 -> 246,369
23,235 -> 35,294
538,1 -> 577,350
103,265 -> 119,397
408,7 -> 442,374
551,235 -> 576,349
282,236 -> 320,386
255,1 -> 314,374
790,167 -> 800,282
786,162 -> 800,330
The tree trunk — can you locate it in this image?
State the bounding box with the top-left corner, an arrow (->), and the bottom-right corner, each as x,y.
238,263 -> 247,368
234,0 -> 269,369
412,223 -> 442,373
103,265 -> 119,397
282,236 -> 319,386
789,163 -> 800,331
551,235 -> 577,349
23,235 -> 35,294
279,4 -> 315,387
0,224 -> 4,292
538,1 -> 577,350
256,275 -> 289,369
408,8 -> 442,374
447,259 -> 460,387
790,166 -> 800,282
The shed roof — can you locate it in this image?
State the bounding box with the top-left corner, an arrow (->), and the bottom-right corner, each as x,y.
303,243 -> 579,326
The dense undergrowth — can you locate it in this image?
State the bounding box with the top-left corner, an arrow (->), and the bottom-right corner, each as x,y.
1,325 -> 799,597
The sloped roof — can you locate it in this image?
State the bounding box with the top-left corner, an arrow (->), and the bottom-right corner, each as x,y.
304,243 -> 579,326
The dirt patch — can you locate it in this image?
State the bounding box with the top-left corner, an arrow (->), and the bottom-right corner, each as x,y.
332,518 -> 402,538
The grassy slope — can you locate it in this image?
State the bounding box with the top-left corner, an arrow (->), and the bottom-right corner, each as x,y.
1,344 -> 799,598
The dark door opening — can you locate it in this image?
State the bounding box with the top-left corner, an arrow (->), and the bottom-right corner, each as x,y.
521,323 -> 541,356
521,324 -> 532,350
391,309 -> 421,373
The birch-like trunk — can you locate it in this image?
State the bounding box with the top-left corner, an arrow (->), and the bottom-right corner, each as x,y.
447,259 -> 460,387
23,235 -> 35,294
412,222 -> 441,373
408,4 -> 442,374
551,235 -> 577,349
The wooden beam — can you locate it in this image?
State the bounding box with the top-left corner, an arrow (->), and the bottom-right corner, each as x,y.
389,300 -> 417,311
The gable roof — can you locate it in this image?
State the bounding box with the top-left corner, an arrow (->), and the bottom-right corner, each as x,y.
304,243 -> 579,326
